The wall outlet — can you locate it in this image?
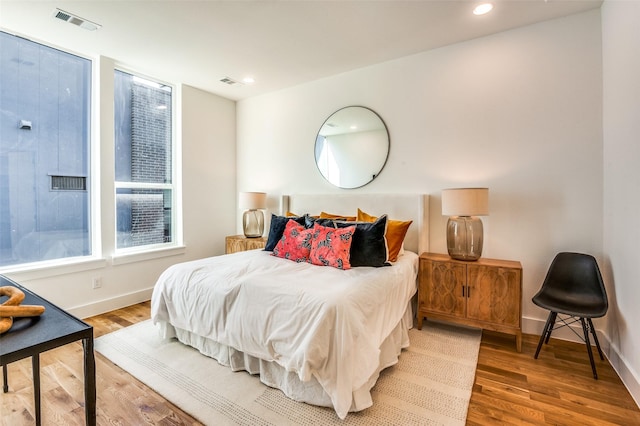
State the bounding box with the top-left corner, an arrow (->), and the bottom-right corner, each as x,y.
92,277 -> 102,289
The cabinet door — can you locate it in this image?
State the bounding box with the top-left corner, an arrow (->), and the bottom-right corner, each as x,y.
244,238 -> 266,251
225,237 -> 244,254
226,236 -> 266,253
466,265 -> 521,327
421,259 -> 466,317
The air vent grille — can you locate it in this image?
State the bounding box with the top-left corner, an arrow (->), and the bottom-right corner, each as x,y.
220,77 -> 243,86
52,8 -> 101,31
51,175 -> 87,191
54,10 -> 72,21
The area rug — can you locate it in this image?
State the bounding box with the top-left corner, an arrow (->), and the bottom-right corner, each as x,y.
95,319 -> 481,425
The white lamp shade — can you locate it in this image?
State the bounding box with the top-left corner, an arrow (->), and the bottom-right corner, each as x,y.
239,192 -> 266,210
441,188 -> 489,217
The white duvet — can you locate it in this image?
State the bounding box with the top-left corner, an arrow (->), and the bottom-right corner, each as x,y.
151,249 -> 418,419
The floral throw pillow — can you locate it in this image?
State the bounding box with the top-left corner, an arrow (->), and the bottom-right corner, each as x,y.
272,219 -> 314,262
308,223 -> 355,270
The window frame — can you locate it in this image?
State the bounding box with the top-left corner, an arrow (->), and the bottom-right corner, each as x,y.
0,33 -> 185,277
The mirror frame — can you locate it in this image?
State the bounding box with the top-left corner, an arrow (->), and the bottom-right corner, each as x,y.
314,106 -> 390,189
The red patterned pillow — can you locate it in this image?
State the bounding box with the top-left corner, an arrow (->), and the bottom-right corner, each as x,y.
272,219 -> 314,262
308,222 -> 355,270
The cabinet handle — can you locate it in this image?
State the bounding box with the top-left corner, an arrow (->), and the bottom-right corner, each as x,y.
462,285 -> 465,297
467,286 -> 471,298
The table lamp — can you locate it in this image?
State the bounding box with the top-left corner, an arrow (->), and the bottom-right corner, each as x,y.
239,192 -> 266,238
441,188 -> 489,261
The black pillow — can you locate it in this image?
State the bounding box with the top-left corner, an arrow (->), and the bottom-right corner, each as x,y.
264,214 -> 306,251
305,215 -> 389,267
304,215 -> 334,229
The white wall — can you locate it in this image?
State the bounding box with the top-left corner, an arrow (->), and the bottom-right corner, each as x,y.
239,7 -> 640,401
602,0 -> 640,406
5,68 -> 237,318
238,9 -> 603,331
181,84 -> 237,256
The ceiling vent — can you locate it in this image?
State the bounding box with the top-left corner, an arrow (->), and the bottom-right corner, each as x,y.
52,9 -> 101,31
220,77 -> 243,86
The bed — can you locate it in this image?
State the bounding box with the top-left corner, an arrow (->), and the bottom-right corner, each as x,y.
151,194 -> 429,419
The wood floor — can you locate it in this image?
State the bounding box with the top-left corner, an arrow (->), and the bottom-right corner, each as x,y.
1,301 -> 639,425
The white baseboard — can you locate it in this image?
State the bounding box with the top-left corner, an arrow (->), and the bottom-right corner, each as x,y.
67,287 -> 154,320
606,339 -> 640,408
523,315 -> 639,408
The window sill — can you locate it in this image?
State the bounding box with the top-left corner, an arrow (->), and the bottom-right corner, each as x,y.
0,246 -> 187,281
111,245 -> 186,266
1,257 -> 109,282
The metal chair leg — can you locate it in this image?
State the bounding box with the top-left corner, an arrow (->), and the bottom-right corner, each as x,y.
587,318 -> 605,361
580,317 -> 598,379
535,311 -> 556,359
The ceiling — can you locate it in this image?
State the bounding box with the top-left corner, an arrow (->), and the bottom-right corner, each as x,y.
0,0 -> 602,101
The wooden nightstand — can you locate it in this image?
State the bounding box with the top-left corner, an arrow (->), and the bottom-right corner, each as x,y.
225,235 -> 267,254
417,252 -> 523,352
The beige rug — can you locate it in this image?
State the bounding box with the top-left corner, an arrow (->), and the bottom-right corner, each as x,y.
95,319 -> 481,425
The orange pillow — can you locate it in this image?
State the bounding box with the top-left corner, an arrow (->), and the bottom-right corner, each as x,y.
357,208 -> 412,262
319,211 -> 356,221
286,211 -> 318,218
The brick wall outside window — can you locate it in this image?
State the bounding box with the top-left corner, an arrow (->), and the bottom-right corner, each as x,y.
128,83 -> 172,247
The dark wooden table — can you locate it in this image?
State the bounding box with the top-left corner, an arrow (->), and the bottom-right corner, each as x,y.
0,275 -> 96,425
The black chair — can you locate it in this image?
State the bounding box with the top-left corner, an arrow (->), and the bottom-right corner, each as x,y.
532,252 -> 608,379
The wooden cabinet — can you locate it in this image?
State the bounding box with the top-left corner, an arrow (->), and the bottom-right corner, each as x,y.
417,252 -> 523,352
225,235 -> 267,254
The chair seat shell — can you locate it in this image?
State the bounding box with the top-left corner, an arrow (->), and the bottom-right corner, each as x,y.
532,252 -> 608,379
532,252 -> 607,318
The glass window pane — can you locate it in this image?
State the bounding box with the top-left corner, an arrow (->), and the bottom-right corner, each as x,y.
114,70 -> 172,184
114,70 -> 174,251
0,31 -> 91,267
116,188 -> 172,249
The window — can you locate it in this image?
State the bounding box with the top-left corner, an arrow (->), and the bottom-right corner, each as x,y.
114,70 -> 175,251
0,31 -> 92,267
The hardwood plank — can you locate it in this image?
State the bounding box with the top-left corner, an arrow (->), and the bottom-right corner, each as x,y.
42,386 -> 84,426
468,388 -> 546,424
2,302 -> 639,425
470,330 -> 640,425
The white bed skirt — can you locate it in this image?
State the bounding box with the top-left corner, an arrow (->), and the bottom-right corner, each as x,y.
156,302 -> 414,415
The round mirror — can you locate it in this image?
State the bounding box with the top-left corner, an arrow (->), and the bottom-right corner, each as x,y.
314,106 -> 389,189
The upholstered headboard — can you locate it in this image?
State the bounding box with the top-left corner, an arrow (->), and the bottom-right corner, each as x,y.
281,194 -> 429,255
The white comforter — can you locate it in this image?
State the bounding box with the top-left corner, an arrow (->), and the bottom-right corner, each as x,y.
151,249 -> 418,419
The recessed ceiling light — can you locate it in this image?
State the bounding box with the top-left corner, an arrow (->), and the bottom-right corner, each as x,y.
242,77 -> 255,84
473,3 -> 494,15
